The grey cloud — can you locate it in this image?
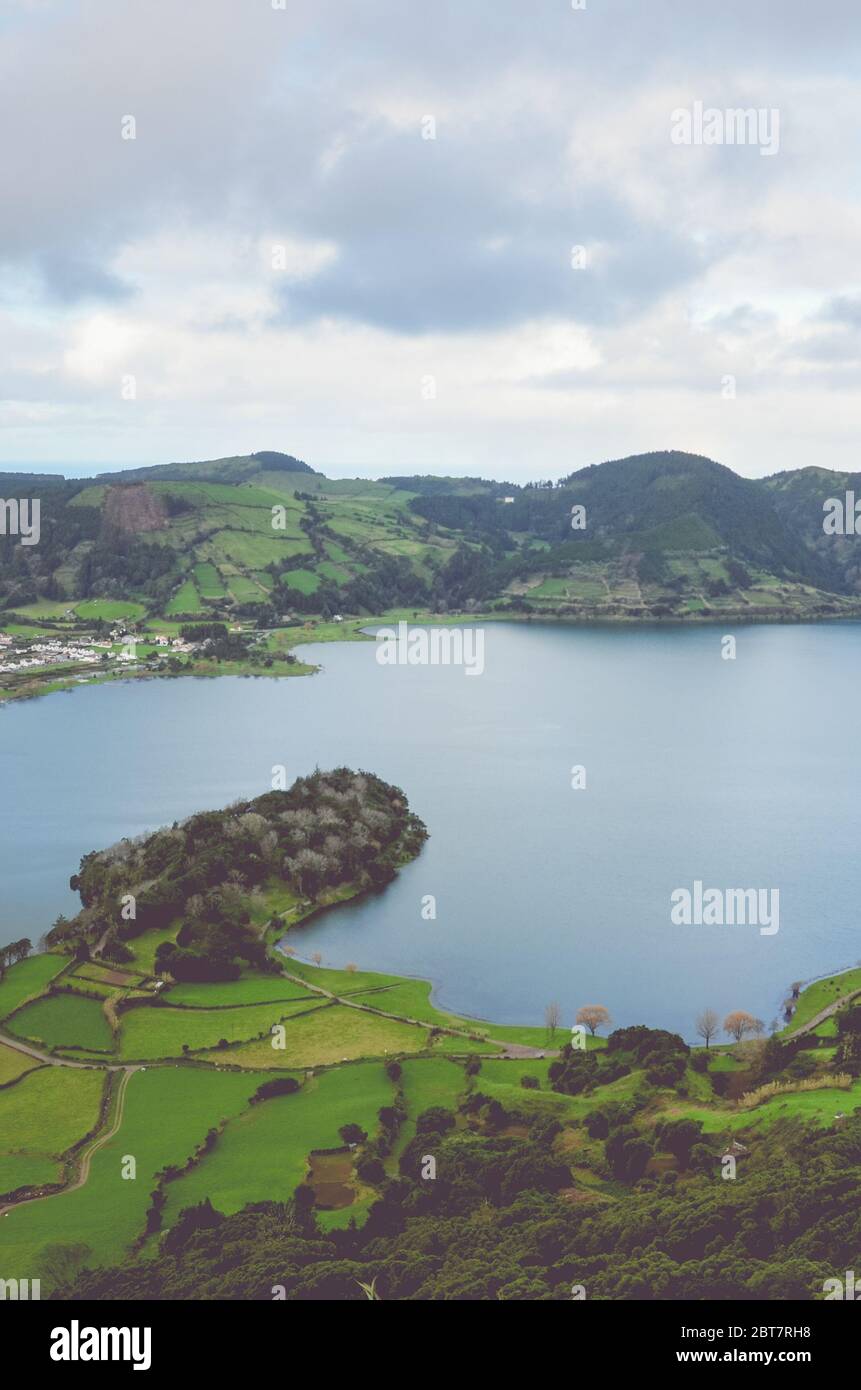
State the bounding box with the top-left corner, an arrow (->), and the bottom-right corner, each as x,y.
0,0 -> 857,325
817,294 -> 861,327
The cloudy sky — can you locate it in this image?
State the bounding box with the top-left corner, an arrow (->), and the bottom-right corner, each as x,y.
2,0 -> 861,481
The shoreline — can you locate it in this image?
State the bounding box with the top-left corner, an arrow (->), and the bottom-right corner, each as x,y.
4,604 -> 861,709
2,622 -> 859,1048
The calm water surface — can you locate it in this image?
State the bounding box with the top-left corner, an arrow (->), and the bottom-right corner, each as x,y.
1,621 -> 859,1041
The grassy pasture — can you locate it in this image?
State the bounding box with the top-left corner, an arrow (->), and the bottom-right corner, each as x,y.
164,975 -> 317,1007
0,1065 -> 105,1194
210,531 -> 288,569
75,599 -> 146,622
62,976 -> 116,1000
0,1068 -> 260,1289
283,568 -> 320,594
679,1078 -> 861,1133
157,1063 -> 393,1226
193,562 -> 227,597
285,958 -> 412,997
0,955 -> 66,1020
228,575 -> 266,602
782,969 -> 861,1034
390,1058 -> 467,1165
3,599 -> 75,619
202,1003 -> 429,1069
283,960 -> 597,1051
117,997 -> 328,1060
0,1040 -> 40,1086
472,1058 -> 589,1118
10,992 -> 113,1052
0,1153 -> 60,1195
166,581 -> 202,616
120,928 -> 178,975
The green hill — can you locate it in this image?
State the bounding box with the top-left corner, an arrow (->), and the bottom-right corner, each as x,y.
2,448 -> 861,625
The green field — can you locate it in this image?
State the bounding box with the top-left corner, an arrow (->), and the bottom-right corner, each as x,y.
0,1153 -> 60,1196
390,1058 -> 467,1164
282,568 -> 320,594
10,992 -> 113,1052
193,562 -> 227,597
74,600 -> 146,622
679,1078 -> 861,1133
783,969 -> 861,1034
227,574 -> 266,602
474,1058 -> 590,1116
165,580 -> 202,616
0,954 -> 66,1019
0,1040 -> 40,1086
0,1068 -> 261,1289
117,997 -> 328,1060
158,1062 -> 393,1227
120,928 -> 178,975
62,976 -> 117,1000
0,1066 -> 105,1195
283,959 -> 598,1050
2,600 -> 75,623
285,959 -> 413,996
164,975 -> 317,1007
202,1003 -> 429,1069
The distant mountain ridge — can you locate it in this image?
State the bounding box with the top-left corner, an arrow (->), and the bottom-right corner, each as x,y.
96,450 -> 319,486
1,448 -> 860,623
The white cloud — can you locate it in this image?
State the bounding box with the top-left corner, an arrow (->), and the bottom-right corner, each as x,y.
3,0 -> 861,476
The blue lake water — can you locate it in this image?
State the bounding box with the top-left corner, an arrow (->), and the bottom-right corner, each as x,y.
1,621 -> 859,1041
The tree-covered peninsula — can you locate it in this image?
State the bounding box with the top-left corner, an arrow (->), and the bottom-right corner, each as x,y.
46,768 -> 428,982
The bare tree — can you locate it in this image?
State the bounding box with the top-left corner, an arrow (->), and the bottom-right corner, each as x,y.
311,951 -> 323,967
723,1010 -> 760,1043
345,962 -> 358,974
544,1001 -> 561,1042
576,1004 -> 612,1037
695,1007 -> 720,1048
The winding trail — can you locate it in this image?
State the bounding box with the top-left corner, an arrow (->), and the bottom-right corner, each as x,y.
786,987 -> 861,1039
0,963 -> 552,1215
0,1028 -> 127,1070
280,968 -> 556,1059
0,1065 -> 139,1216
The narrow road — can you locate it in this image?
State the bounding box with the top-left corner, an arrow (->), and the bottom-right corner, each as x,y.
0,1029 -> 126,1070
786,987 -> 861,1038
0,1066 -> 139,1215
280,967 -> 557,1059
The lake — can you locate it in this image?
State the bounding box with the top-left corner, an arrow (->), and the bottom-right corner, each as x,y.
1,621 -> 859,1041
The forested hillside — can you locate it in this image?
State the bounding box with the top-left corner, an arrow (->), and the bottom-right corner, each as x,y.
47,769 -> 427,981
3,449 -> 861,623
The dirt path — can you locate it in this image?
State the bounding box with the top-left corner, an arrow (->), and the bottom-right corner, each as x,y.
0,1066 -> 139,1216
787,988 -> 861,1038
280,967 -> 557,1059
0,1029 -> 126,1071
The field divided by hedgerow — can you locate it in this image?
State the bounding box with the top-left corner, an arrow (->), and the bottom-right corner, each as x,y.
0,1041 -> 40,1086
0,954 -> 66,1020
0,1066 -> 106,1195
201,1003 -> 429,1069
164,976 -> 318,1007
0,1067 -> 262,1291
117,997 -> 329,1060
9,992 -> 113,1052
156,1062 -> 393,1228
389,1058 -> 467,1166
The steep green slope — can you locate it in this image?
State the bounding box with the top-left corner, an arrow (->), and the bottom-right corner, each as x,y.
763,465 -> 861,596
